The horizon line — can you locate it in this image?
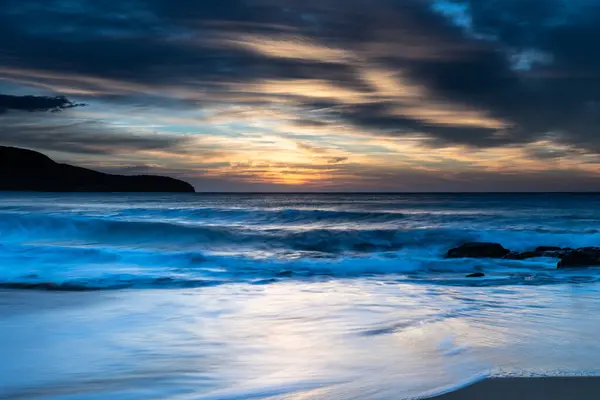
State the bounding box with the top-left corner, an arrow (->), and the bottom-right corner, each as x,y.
190,191 -> 600,194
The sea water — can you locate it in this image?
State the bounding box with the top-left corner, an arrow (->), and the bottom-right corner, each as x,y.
2,193 -> 600,399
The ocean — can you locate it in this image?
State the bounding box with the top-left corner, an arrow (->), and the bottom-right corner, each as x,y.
2,193 -> 600,399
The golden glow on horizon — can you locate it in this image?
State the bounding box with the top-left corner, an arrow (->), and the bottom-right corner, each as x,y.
30,103 -> 600,189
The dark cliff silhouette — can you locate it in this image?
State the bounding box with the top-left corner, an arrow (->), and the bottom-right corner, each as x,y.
0,146 -> 195,192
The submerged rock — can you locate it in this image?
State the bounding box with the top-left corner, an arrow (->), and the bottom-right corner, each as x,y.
466,272 -> 485,278
504,247 -> 572,261
445,242 -> 510,259
536,247 -> 574,259
504,251 -> 538,260
557,247 -> 600,268
535,246 -> 563,253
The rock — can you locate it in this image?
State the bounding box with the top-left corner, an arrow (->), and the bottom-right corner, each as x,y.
505,247 -> 572,261
543,248 -> 573,259
445,242 -> 510,259
557,247 -> 600,268
535,246 -> 563,253
466,272 -> 485,278
0,146 -> 195,192
504,251 -> 538,260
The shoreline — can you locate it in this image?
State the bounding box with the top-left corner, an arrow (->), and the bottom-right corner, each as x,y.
425,376 -> 600,400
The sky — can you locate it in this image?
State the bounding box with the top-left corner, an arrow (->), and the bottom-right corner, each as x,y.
1,0 -> 600,192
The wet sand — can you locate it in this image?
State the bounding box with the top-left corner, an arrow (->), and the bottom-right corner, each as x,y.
427,377 -> 600,400
0,289 -> 114,316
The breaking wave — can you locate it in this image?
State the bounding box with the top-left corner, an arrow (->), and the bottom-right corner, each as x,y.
2,193 -> 600,290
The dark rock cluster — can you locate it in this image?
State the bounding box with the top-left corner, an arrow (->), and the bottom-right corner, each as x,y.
445,242 -> 600,276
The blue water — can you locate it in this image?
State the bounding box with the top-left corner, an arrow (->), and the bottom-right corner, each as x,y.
2,193 -> 600,399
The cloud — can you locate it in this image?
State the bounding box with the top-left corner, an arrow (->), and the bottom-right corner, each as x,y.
0,94 -> 85,114
3,0 -> 600,190
327,156 -> 348,164
448,0 -> 600,151
0,112 -> 191,156
294,140 -> 349,164
219,34 -> 355,63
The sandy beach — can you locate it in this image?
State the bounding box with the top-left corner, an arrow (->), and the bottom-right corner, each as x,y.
428,377 -> 600,400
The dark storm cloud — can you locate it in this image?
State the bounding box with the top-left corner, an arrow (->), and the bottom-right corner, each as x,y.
0,94 -> 85,114
331,102 -> 517,147
1,0 -> 600,153
0,0 -> 361,91
456,0 -> 600,150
